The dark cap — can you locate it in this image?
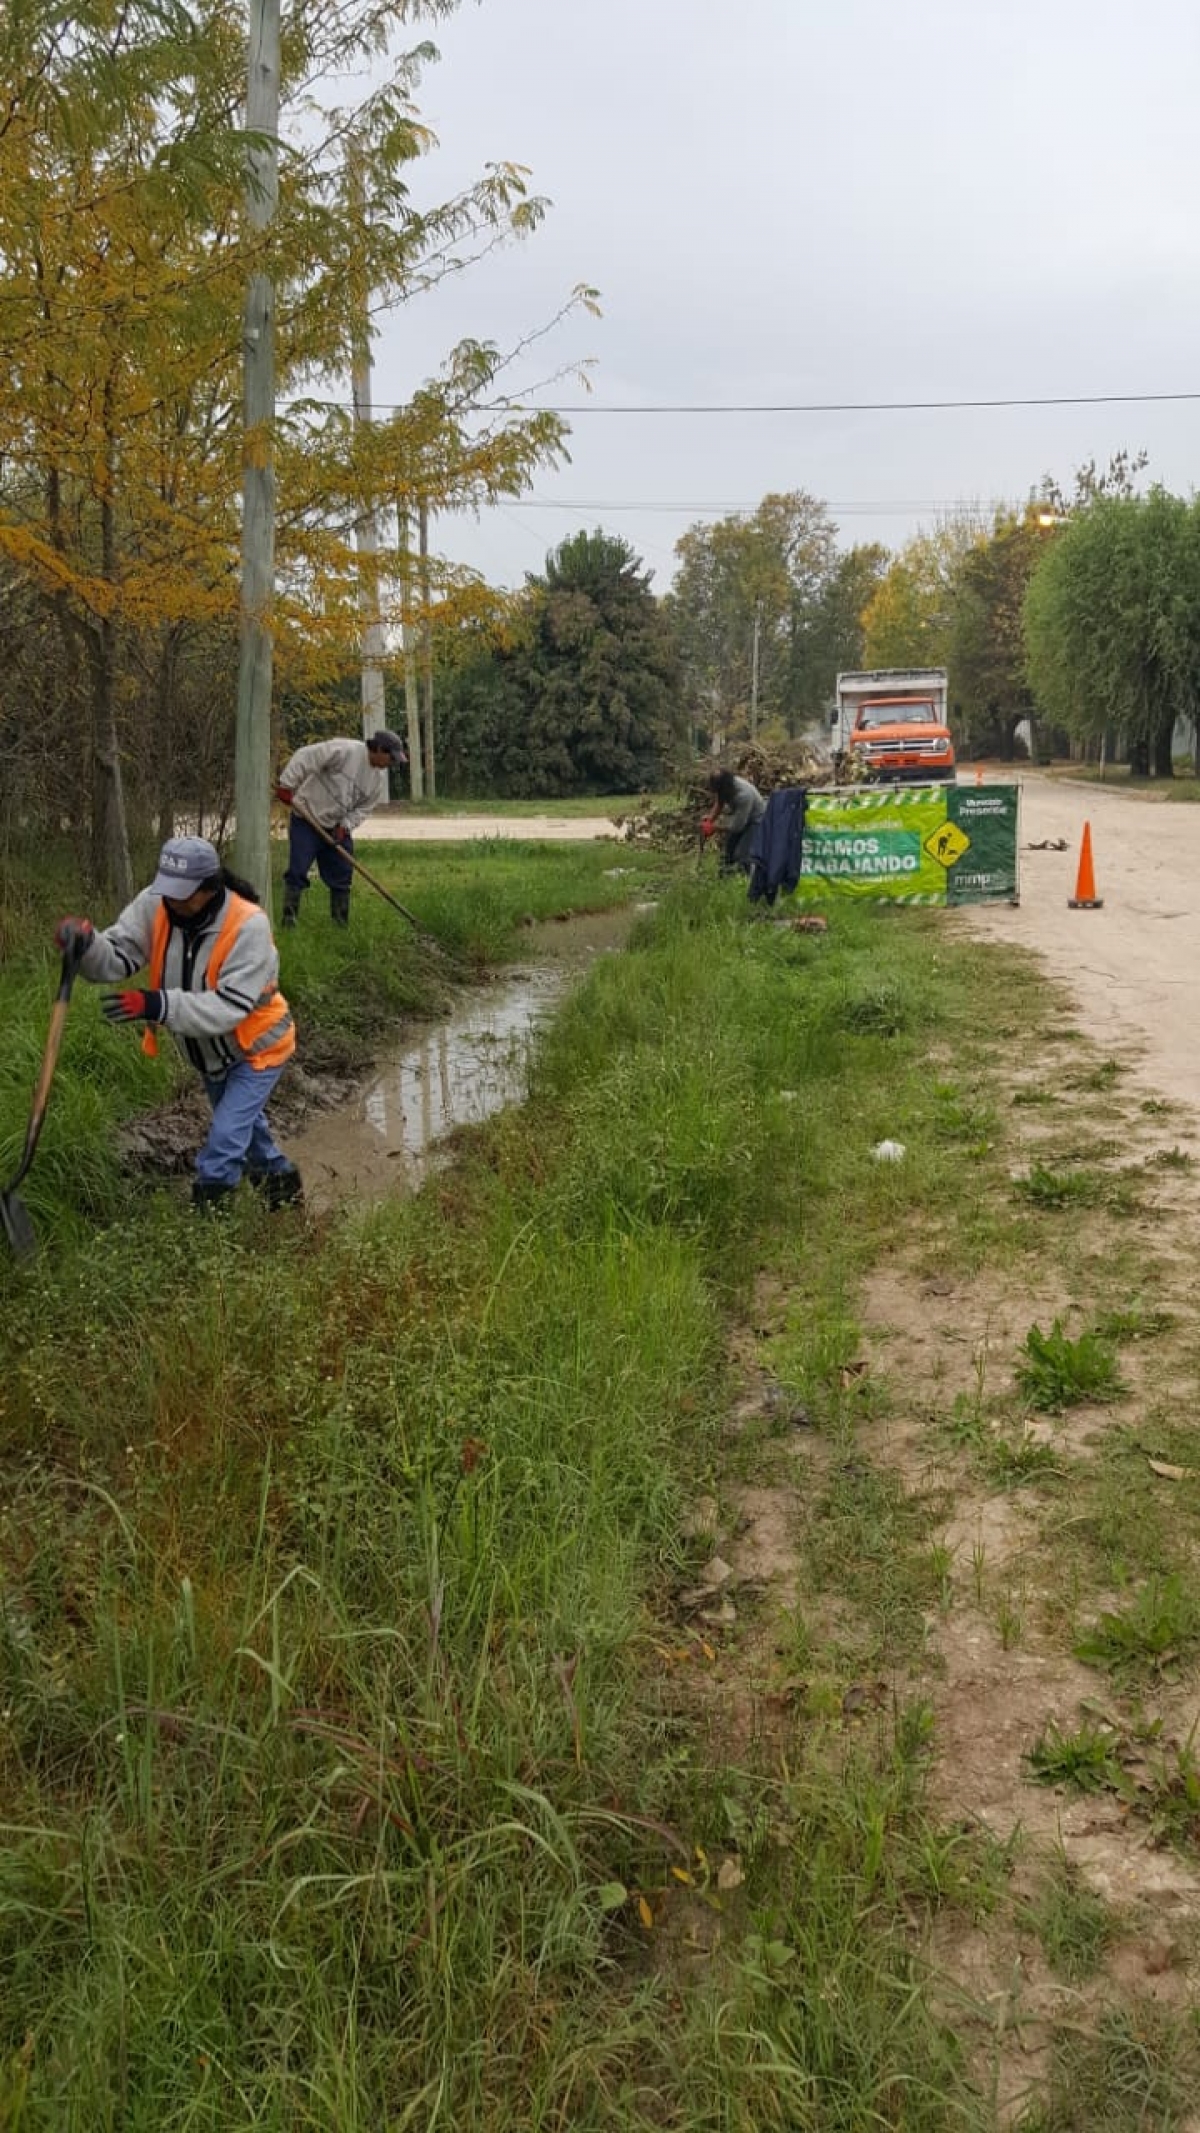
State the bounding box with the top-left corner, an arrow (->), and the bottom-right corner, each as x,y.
150,835 -> 221,899
369,729 -> 408,765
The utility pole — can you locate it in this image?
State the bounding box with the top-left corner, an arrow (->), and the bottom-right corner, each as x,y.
749,599 -> 762,740
348,143 -> 388,810
233,0 -> 280,905
397,501 -> 424,799
419,501 -> 436,799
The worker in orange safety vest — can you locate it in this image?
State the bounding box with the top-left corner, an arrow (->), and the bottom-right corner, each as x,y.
54,836 -> 302,1214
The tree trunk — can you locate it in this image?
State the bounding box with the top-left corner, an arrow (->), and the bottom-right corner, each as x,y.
155,625 -> 182,846
1154,719 -> 1175,780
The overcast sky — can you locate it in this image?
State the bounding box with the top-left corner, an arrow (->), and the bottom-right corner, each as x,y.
369,0 -> 1200,591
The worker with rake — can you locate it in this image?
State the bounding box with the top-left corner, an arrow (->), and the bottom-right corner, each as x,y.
276,729 -> 408,928
54,836 -> 301,1216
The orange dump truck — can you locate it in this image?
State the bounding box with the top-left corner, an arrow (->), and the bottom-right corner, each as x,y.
831,668 -> 955,784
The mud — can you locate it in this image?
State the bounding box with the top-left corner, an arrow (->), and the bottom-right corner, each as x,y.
286,906 -> 639,1212
286,964 -> 567,1211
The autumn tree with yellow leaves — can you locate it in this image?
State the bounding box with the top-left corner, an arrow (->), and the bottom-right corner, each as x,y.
0,0 -> 585,887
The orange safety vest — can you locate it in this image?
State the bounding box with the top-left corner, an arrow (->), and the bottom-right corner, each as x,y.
141,893 -> 295,1070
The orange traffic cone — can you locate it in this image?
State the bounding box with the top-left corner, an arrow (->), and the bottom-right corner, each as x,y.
1068,820 -> 1103,909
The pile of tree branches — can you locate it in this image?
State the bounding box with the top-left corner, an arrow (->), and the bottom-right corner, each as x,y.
616,740 -> 834,851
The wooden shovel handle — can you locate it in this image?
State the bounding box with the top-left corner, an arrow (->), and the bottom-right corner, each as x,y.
9,950 -> 83,1190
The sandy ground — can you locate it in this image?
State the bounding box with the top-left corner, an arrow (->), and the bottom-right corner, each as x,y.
962,771 -> 1199,1106
354,810 -> 621,842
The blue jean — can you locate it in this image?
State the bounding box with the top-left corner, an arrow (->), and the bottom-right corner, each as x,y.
198,1062 -> 292,1186
284,813 -> 354,893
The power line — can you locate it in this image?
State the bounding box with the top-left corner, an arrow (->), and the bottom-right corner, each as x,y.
498,497 -> 986,515
334,387 -> 1200,418
502,390 -> 1200,416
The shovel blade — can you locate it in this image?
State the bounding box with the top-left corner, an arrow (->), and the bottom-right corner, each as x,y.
1,1189 -> 37,1259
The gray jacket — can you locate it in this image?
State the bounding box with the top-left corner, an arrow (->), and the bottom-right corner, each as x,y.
721,777 -> 767,834
279,738 -> 385,832
81,887 -> 292,1079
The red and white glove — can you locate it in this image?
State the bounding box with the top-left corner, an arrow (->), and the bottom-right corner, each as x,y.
102,990 -> 165,1026
54,916 -> 95,955
275,785 -> 294,807
700,817 -> 718,841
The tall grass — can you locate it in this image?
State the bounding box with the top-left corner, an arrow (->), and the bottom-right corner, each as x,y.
0,877 -> 1017,2128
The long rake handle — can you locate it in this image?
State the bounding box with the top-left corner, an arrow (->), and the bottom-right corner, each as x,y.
291,805 -> 423,929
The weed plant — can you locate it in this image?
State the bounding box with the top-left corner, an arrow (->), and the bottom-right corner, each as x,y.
1074,1574 -> 1200,1682
1017,1320 -> 1126,1411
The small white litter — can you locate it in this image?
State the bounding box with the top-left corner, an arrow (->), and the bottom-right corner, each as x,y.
871,1140 -> 906,1163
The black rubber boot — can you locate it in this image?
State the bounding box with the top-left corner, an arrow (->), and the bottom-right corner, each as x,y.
281,884 -> 302,929
330,888 -> 351,928
247,1165 -> 304,1211
191,1179 -> 237,1216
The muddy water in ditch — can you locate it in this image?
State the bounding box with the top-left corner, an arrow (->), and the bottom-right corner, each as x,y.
286,905 -> 643,1213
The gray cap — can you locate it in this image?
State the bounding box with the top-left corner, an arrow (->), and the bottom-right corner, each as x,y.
369,729 -> 408,765
150,835 -> 221,900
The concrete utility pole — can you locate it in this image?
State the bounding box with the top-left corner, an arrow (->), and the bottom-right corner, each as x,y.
749,600 -> 762,739
234,0 -> 280,904
397,501 -> 424,799
349,145 -> 389,810
419,501 -> 436,799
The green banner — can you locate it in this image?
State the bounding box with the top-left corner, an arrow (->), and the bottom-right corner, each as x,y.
799,784 -> 1019,905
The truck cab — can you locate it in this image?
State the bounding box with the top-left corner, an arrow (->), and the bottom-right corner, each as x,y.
832,669 -> 955,784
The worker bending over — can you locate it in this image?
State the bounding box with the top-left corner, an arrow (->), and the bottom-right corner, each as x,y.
277,729 -> 408,927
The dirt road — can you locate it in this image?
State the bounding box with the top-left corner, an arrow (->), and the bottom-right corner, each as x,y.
962,773 -> 1198,1107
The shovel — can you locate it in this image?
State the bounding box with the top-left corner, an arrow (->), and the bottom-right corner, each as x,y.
1,937 -> 88,1257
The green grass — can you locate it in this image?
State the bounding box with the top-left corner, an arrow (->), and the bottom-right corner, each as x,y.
0,876 -> 1027,2130
1022,1855 -> 1118,1981
401,792 -> 672,819
4,855 -> 1191,2128
1016,2006 -> 1200,2130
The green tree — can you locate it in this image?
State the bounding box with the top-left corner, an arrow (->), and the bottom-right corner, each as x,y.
861,518 -> 982,672
787,542 -> 888,727
1024,490 -> 1200,776
435,535 -> 684,796
514,532 -> 684,793
670,492 -> 839,741
949,511 -> 1046,760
